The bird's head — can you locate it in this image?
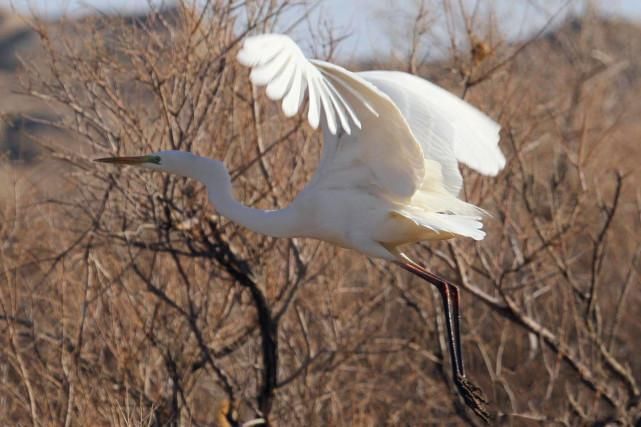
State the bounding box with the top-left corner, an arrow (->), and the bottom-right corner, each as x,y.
94,150 -> 230,186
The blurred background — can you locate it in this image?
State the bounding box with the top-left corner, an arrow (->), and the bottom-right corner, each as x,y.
0,0 -> 640,425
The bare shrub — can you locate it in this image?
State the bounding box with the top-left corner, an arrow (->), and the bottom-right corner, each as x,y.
0,1 -> 639,426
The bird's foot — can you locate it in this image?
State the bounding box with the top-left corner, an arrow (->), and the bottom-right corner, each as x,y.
455,375 -> 489,424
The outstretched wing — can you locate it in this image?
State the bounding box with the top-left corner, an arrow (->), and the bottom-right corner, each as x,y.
237,34 -> 370,135
359,71 -> 505,196
237,34 -> 425,199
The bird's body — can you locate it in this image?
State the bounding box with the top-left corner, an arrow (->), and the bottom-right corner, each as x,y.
235,35 -> 502,258
96,33 -> 505,422
154,151 -> 455,260
289,185 -> 432,259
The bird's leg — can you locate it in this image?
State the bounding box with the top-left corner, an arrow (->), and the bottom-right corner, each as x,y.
397,260 -> 489,423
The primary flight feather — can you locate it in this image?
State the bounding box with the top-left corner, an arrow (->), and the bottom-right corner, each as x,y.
97,33 -> 506,423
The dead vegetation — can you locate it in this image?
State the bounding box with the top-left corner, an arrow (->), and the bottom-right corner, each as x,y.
0,1 -> 640,425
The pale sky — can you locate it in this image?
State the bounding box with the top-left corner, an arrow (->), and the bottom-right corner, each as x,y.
2,0 -> 640,59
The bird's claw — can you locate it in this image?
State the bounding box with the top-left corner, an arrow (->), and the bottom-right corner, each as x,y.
455,375 -> 490,423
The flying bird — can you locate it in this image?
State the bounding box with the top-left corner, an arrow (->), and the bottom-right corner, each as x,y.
97,34 -> 505,422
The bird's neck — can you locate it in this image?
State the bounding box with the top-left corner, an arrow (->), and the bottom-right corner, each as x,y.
186,157 -> 301,238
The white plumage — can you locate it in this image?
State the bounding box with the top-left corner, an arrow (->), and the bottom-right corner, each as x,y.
236,33 -> 504,258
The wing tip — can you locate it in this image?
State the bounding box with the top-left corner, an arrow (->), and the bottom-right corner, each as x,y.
237,33 -> 366,137
236,48 -> 254,67
476,146 -> 506,176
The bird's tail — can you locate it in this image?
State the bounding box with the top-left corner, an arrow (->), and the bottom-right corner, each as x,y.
422,212 -> 485,241
398,209 -> 486,241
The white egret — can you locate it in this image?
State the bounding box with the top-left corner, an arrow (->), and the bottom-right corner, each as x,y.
97,34 -> 505,422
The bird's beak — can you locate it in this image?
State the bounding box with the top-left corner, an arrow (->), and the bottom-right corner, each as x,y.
94,155 -> 160,165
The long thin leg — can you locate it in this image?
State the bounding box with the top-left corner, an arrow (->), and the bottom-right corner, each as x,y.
402,261 -> 464,376
397,259 -> 489,423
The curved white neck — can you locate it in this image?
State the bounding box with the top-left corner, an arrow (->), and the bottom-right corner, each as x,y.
207,184 -> 300,238
166,154 -> 300,238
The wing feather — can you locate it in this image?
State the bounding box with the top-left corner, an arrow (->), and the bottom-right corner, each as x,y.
316,77 -> 337,134
282,65 -> 304,116
265,54 -> 295,100
324,80 -> 360,129
237,34 -> 425,200
359,71 -> 505,196
239,34 -> 361,135
306,74 -> 322,129
321,79 -> 350,133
